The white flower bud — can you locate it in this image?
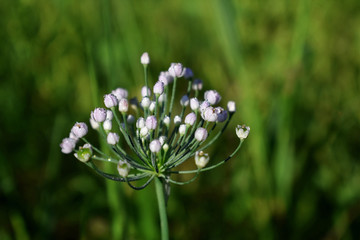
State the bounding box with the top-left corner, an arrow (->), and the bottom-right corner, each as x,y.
184,112 -> 197,126
141,86 -> 151,97
118,98 -> 129,113
90,118 -> 99,130
159,136 -> 167,146
91,108 -> 107,123
136,117 -> 145,129
195,151 -> 209,169
204,90 -> 221,105
141,52 -> 150,65
179,124 -> 187,136
60,138 -> 76,154
153,81 -> 164,95
149,139 -> 161,153
227,101 -> 236,113
141,97 -> 151,108
103,119 -> 112,131
158,71 -> 173,85
146,115 -> 157,130
174,115 -> 181,126
163,116 -> 170,127
236,125 -> 250,140
192,79 -> 203,91
106,110 -> 113,120
107,132 -> 120,145
71,122 -> 88,138
104,93 -> 118,108
158,93 -> 166,104
190,98 -> 199,111
180,95 -> 189,106
168,63 -> 185,78
149,101 -> 156,113
163,143 -> 169,152
112,88 -> 128,101
195,127 -> 208,142
140,127 -> 149,138
117,160 -> 131,177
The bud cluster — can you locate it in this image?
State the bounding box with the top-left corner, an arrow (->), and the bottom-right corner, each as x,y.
60,52 -> 249,189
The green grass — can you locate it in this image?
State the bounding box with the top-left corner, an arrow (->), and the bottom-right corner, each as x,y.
0,0 -> 360,239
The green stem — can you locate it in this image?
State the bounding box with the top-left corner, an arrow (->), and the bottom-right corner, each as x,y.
155,177 -> 169,240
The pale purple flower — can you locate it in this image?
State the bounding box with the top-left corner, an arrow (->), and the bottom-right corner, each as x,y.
168,63 -> 185,78
107,132 -> 120,145
195,151 -> 210,169
204,90 -> 221,105
141,52 -> 150,65
158,71 -> 173,85
60,138 -> 76,154
117,160 -> 131,177
183,67 -> 193,79
195,128 -> 208,142
91,108 -> 107,123
153,81 -> 164,95
103,119 -> 112,131
215,107 -> 228,122
104,93 -> 118,108
227,101 -> 236,113
201,107 -> 217,122
71,122 -> 88,138
190,98 -> 199,111
149,139 -> 161,153
192,79 -> 203,91
112,88 -> 128,101
184,112 -> 197,126
236,125 -> 250,139
180,95 -> 189,106
199,100 -> 210,112
141,86 -> 151,97
146,115 -> 157,130
118,98 -> 129,112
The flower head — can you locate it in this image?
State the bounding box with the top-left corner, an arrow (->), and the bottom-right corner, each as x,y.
195,151 -> 210,169
195,127 -> 208,142
71,122 -> 88,138
74,144 -> 92,163
91,108 -> 107,123
117,160 -> 131,177
168,63 -> 185,78
236,125 -> 250,140
112,88 -> 128,101
204,90 -> 221,105
150,139 -> 161,153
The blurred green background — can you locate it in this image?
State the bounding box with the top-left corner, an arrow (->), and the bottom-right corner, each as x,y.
1,0 -> 360,239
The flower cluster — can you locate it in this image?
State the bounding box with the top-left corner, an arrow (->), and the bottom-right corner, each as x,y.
60,52 -> 249,190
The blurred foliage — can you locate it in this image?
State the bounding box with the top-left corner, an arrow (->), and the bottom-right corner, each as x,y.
1,0 -> 360,239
